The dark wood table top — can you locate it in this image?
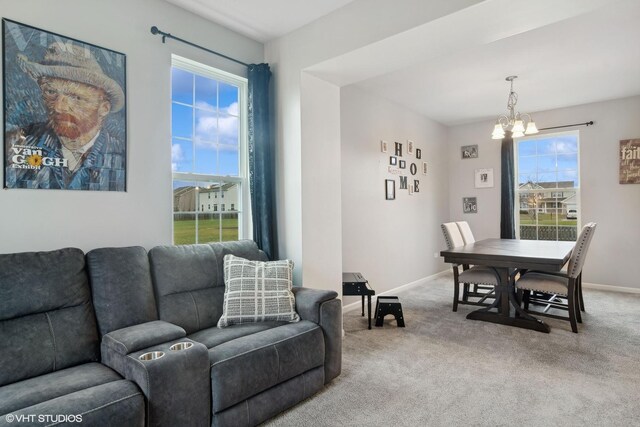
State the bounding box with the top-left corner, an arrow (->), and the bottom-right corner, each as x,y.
440,238 -> 574,271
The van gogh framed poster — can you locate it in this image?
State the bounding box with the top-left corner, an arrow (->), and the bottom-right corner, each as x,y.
3,19 -> 127,191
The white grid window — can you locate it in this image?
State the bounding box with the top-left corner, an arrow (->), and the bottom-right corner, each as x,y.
171,55 -> 249,244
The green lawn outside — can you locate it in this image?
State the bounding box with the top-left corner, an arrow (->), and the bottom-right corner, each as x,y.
174,217 -> 239,244
519,212 -> 577,226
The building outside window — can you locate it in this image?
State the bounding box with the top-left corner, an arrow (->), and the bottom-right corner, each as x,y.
515,131 -> 580,241
171,55 -> 248,244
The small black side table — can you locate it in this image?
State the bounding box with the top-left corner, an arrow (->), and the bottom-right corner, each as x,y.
342,272 -> 375,329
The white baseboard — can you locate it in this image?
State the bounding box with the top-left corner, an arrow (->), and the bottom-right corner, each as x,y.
582,282 -> 640,294
342,270 -> 450,313
342,272 -> 640,313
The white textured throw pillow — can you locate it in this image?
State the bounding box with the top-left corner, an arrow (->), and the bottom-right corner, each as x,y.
217,254 -> 300,328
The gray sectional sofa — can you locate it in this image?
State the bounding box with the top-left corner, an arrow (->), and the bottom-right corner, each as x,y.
0,240 -> 342,427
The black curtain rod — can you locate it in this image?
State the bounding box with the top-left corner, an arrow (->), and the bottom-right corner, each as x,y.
150,26 -> 249,68
539,121 -> 594,131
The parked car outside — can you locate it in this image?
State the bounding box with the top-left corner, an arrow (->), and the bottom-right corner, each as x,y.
566,209 -> 578,219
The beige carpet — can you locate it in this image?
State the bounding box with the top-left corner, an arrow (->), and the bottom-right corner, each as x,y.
265,273 -> 640,426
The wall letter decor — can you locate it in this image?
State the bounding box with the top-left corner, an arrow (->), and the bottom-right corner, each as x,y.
399,176 -> 407,189
395,142 -> 402,157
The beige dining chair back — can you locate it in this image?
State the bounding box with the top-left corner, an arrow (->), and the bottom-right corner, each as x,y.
441,222 -> 497,311
441,222 -> 465,249
516,222 -> 597,333
567,222 -> 597,279
456,221 -> 475,245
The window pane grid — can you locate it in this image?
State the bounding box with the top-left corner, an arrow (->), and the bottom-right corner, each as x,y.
171,58 -> 245,245
515,132 -> 580,242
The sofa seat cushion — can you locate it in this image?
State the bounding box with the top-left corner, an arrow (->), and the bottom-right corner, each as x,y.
208,320 -> 325,413
0,362 -> 127,415
188,321 -> 287,349
2,380 -> 144,427
0,363 -> 144,426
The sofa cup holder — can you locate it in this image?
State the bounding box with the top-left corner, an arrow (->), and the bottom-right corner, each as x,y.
169,342 -> 193,351
139,351 -> 165,361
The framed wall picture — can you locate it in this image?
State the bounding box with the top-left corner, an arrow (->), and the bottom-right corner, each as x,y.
389,156 -> 397,166
3,19 -> 127,191
620,139 -> 640,184
408,184 -> 414,195
407,140 -> 414,155
422,162 -> 427,175
399,160 -> 406,169
474,168 -> 494,188
416,148 -> 421,159
463,197 -> 478,213
380,140 -> 388,153
461,144 -> 478,159
385,179 -> 395,200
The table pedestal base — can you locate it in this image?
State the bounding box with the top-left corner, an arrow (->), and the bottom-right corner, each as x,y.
466,310 -> 550,333
465,268 -> 551,333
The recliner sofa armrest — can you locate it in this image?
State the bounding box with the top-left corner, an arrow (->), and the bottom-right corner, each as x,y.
101,336 -> 210,427
292,287 -> 342,384
292,287 -> 338,323
103,320 -> 186,355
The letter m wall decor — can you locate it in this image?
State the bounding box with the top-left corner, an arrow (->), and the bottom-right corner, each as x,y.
3,19 -> 127,191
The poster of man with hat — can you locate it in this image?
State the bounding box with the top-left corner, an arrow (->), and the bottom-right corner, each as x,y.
3,19 -> 126,191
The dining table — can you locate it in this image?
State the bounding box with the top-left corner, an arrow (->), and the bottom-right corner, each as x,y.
440,238 -> 575,333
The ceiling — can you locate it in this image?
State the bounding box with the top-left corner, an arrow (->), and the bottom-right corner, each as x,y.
168,0 -> 640,126
165,0 -> 356,42
351,0 -> 640,125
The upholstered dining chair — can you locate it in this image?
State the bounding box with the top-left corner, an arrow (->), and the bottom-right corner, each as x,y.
455,221 -> 475,245
454,221 -> 496,303
441,222 -> 498,311
515,222 -> 597,333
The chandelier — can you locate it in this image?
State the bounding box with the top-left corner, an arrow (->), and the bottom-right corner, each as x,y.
491,75 -> 538,139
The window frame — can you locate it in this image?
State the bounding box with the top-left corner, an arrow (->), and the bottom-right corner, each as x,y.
514,130 -> 581,241
171,55 -> 250,243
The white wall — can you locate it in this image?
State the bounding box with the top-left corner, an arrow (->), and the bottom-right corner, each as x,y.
300,74 -> 342,291
341,85 -> 449,300
0,0 -> 263,254
266,0 -> 478,289
448,95 -> 640,289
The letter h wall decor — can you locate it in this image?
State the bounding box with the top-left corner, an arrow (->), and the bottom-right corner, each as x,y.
380,139 -> 427,200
